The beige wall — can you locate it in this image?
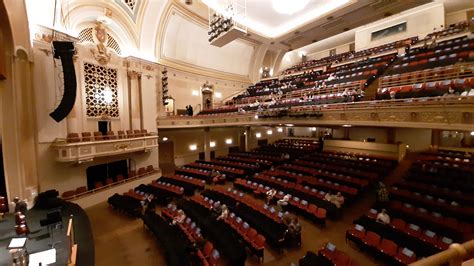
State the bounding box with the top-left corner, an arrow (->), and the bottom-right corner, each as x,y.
167,68 -> 250,112
394,128 -> 432,152
446,9 -> 473,26
160,126 -> 286,166
355,3 -> 444,50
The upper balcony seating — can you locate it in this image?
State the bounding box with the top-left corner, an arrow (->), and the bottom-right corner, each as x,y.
377,37 -> 474,99
422,21 -> 471,42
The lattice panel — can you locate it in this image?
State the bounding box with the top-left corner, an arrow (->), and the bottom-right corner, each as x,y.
106,34 -> 122,55
84,63 -> 119,118
123,0 -> 136,11
78,28 -> 93,43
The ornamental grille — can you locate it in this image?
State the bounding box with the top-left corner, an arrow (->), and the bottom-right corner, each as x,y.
78,28 -> 94,43
84,62 -> 119,117
123,0 -> 136,11
106,33 -> 122,55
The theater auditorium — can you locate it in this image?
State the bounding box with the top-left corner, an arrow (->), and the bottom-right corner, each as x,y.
0,0 -> 473,265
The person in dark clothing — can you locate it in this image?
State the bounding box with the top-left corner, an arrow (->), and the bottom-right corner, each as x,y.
189,105 -> 193,116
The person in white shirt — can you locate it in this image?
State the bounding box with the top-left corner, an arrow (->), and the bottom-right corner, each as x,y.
216,204 -> 229,221
376,209 -> 390,224
266,189 -> 277,205
172,210 -> 186,225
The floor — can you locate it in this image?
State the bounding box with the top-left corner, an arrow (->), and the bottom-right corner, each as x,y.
88,157 -> 416,266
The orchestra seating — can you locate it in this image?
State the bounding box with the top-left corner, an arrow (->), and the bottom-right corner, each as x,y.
345,150 -> 474,264
158,175 -> 206,195
190,195 -> 266,262
107,193 -> 143,217
318,242 -> 359,266
201,186 -> 287,249
176,199 -> 247,266
161,204 -> 220,266
142,212 -> 192,266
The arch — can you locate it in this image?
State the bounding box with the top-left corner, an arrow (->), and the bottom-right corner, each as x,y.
65,1 -> 139,56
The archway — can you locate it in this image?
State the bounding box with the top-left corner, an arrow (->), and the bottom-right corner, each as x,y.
201,82 -> 214,110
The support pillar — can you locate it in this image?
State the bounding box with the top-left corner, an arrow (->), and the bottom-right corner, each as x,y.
204,127 -> 210,161
431,129 -> 441,150
387,128 -> 396,144
244,126 -> 250,152
128,70 -> 142,130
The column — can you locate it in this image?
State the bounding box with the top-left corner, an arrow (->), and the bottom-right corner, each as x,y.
431,129 -> 441,150
128,70 -> 142,130
204,127 -> 210,161
387,128 -> 396,144
244,126 -> 250,152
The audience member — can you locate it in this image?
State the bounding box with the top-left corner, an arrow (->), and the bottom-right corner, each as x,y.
376,209 -> 390,224
13,197 -> 27,215
324,192 -> 344,208
376,182 -> 389,204
172,210 -> 186,225
266,188 -> 277,205
277,194 -> 290,211
216,204 -> 229,221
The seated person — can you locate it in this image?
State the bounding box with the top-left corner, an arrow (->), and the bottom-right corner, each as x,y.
333,192 -> 344,208
216,204 -> 229,221
277,194 -> 290,211
266,189 -> 277,205
376,209 -> 391,224
172,210 -> 186,225
285,217 -> 302,246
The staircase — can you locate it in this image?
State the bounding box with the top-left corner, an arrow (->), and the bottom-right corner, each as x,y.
362,76 -> 381,101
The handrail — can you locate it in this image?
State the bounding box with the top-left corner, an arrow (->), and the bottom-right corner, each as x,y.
410,240 -> 474,266
54,133 -> 158,146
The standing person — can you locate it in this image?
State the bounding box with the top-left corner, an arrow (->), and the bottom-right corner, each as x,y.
185,105 -> 190,116
376,182 -> 389,206
189,105 -> 194,116
266,189 -> 277,205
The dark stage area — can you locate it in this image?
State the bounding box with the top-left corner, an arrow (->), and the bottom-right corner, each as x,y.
0,201 -> 94,265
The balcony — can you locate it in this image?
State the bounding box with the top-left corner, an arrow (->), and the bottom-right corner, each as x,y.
156,97 -> 474,131
52,134 -> 159,163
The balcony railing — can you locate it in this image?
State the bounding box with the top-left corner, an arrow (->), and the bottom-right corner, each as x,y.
52,134 -> 159,163
156,97 -> 474,130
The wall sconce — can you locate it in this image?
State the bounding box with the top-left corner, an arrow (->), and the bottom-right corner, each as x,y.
162,137 -> 168,141
277,127 -> 283,132
267,130 -> 273,135
210,141 -> 216,147
225,138 -> 233,144
189,144 -> 197,151
255,133 -> 261,138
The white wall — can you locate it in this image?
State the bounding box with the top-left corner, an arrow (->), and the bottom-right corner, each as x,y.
162,12 -> 254,77
355,3 -> 445,50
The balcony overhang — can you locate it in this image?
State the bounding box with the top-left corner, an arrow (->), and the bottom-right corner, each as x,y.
157,98 -> 474,131
52,136 -> 159,163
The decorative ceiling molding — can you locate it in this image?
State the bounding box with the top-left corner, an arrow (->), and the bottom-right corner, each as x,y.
114,0 -> 142,22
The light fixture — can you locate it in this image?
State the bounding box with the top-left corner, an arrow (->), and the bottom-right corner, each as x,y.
285,124 -> 294,127
310,127 -> 317,131
162,137 -> 168,141
342,124 -> 352,127
189,144 -> 197,151
103,87 -> 113,104
471,131 -> 474,136
254,115 -> 259,119
215,92 -> 222,98
406,145 -> 410,148
298,51 -> 306,57
272,0 -> 309,15
267,130 -> 273,135
277,127 -> 283,133
269,68 -> 274,76
210,141 -> 216,148
192,90 -> 199,96
255,133 -> 262,138
225,138 -> 233,144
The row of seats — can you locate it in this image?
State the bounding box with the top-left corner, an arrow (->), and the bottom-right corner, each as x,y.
346,224 -> 418,265
161,204 -> 220,266
107,193 -> 142,217
92,165 -> 157,190
66,129 -> 151,143
233,178 -> 327,226
190,195 -> 265,262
